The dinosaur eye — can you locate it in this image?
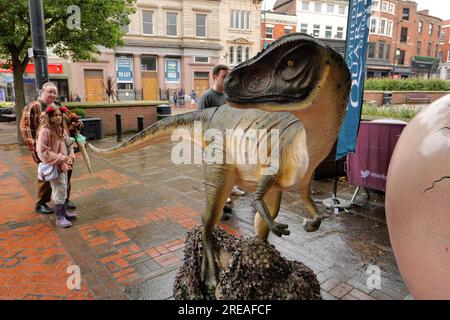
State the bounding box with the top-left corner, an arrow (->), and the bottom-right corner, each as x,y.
277,44 -> 318,81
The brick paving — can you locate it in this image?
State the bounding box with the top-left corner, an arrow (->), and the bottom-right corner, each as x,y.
0,123 -> 409,300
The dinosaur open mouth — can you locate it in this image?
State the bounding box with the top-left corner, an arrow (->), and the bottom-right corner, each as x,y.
226,89 -> 312,105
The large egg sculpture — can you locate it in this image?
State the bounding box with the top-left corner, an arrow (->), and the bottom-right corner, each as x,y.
386,94 -> 450,299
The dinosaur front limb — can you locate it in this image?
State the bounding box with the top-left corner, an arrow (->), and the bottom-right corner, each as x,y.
253,176 -> 290,237
254,189 -> 283,240
299,178 -> 321,232
200,164 -> 235,292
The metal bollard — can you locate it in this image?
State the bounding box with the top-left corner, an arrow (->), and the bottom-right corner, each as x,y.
137,116 -> 144,132
115,114 -> 122,142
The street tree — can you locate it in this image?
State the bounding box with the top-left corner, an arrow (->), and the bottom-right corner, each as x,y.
0,0 -> 135,144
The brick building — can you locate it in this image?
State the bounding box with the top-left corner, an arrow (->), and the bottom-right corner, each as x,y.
261,11 -> 297,49
438,20 -> 450,80
367,0 -> 443,78
272,0 -> 347,55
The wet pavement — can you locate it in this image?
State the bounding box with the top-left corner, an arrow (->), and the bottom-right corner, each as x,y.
0,116 -> 409,300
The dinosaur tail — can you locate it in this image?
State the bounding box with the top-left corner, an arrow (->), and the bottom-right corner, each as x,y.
88,108 -> 216,155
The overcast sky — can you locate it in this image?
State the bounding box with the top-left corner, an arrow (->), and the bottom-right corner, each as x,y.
262,0 -> 450,21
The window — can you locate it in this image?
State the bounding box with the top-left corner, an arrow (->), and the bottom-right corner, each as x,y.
230,10 -> 250,29
418,21 -> 423,34
440,31 -> 445,43
435,44 -> 439,58
429,23 -> 433,35
448,51 -> 450,62
400,27 -> 408,43
230,9 -> 234,28
382,1 -> 388,12
339,5 -> 346,14
246,11 -> 250,29
121,24 -> 129,33
245,47 -> 250,61
229,47 -> 234,64
141,56 -> 157,71
427,43 -> 431,56
302,1 -> 310,11
196,14 -> 206,37
300,23 -> 308,34
336,26 -> 344,39
437,51 -> 443,61
166,12 -> 178,36
386,20 -> 393,36
313,24 -> 320,37
378,41 -> 385,59
385,44 -> 391,60
194,56 -> 209,63
447,68 -> 450,79
327,4 -> 334,14
380,19 -> 386,35
389,3 -> 395,14
314,2 -> 322,13
372,1 -> 380,10
416,41 -> 421,55
325,26 -> 332,39
265,27 -> 273,39
237,46 -> 242,64
142,10 -> 154,35
370,17 -> 378,33
402,8 -> 410,20
368,42 -> 376,58
398,50 -> 405,65
285,27 -> 292,34
240,10 -> 245,29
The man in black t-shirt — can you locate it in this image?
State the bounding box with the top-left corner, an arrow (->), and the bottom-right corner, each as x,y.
197,65 -> 246,220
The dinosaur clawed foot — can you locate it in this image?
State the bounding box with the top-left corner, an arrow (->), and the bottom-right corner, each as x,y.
200,248 -> 220,293
303,217 -> 321,232
269,221 -> 290,237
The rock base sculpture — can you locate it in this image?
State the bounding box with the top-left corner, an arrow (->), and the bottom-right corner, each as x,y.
173,226 -> 322,300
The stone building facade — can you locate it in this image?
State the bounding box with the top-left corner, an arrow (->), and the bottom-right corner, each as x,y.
68,0 -> 262,102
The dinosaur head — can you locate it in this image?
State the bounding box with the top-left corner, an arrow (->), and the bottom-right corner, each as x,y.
224,33 -> 348,112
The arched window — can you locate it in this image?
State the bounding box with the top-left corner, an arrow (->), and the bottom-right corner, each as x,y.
237,46 -> 242,63
245,47 -> 250,60
229,46 -> 234,64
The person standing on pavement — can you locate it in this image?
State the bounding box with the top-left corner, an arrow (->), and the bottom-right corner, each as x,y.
20,82 -> 79,214
197,64 -> 246,220
36,104 -> 77,228
20,82 -> 58,214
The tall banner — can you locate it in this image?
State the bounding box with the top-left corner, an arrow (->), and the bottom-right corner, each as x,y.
336,0 -> 372,160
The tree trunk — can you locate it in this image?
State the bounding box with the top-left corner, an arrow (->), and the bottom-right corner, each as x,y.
11,53 -> 29,146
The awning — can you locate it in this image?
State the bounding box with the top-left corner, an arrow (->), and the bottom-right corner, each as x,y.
0,64 -> 63,74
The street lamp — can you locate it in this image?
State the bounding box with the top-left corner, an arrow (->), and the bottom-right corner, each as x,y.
394,49 -> 401,78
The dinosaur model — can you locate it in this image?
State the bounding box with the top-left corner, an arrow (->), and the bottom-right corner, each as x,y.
89,33 -> 351,290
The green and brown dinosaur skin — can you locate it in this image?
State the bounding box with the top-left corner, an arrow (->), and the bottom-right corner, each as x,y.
89,33 -> 351,292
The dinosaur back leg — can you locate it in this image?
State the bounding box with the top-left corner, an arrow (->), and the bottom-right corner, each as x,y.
254,189 -> 282,240
252,175 -> 290,238
200,164 -> 236,291
299,173 -> 322,232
